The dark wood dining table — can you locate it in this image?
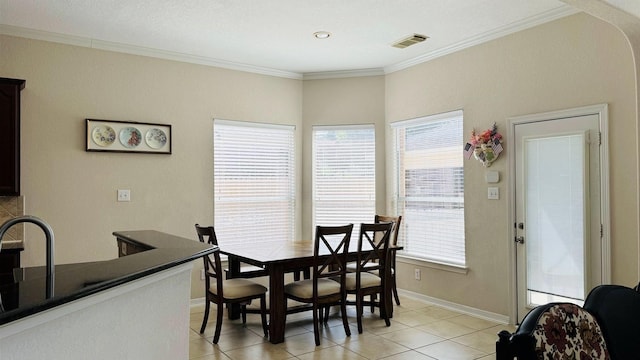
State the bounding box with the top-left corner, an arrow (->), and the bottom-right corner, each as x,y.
219,239 -> 401,344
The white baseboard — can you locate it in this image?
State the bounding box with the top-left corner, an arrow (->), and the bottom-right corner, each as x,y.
397,289 -> 511,325
191,291 -> 511,325
190,297 -> 206,309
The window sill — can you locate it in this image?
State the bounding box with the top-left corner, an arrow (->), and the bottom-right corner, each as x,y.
397,255 -> 469,275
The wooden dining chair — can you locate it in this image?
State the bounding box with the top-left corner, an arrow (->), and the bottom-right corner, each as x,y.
283,224 -> 353,346
345,215 -> 401,312
194,224 -> 268,344
343,221 -> 393,334
374,214 -> 402,306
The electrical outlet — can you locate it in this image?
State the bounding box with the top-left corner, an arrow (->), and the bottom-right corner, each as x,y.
414,268 -> 421,280
117,189 -> 131,202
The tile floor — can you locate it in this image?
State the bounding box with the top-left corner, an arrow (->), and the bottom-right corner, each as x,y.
189,295 -> 516,360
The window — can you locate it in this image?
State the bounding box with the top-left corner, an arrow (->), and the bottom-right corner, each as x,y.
391,110 -> 465,266
213,120 -> 295,245
313,125 -> 375,236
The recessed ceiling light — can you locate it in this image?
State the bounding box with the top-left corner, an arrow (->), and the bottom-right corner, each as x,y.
313,31 -> 331,39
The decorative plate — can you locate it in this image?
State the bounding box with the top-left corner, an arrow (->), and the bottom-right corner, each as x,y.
145,128 -> 167,149
91,125 -> 116,147
119,127 -> 142,148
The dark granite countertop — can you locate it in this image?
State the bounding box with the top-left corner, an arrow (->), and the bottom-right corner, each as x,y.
0,230 -> 215,325
0,240 -> 23,251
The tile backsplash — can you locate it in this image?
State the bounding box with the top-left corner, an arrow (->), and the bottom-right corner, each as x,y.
0,196 -> 24,242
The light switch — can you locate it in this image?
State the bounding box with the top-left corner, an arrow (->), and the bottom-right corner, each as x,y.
488,187 -> 499,200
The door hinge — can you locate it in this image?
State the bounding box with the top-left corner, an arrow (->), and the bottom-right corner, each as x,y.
600,224 -> 603,238
599,131 -> 602,146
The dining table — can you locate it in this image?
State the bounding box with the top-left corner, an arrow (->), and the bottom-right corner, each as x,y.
219,239 -> 402,344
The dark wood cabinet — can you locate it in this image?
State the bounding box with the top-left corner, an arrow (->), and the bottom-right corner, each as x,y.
0,77 -> 25,196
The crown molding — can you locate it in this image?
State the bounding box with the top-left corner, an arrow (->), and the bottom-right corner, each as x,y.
0,24 -> 303,80
303,68 -> 385,80
0,24 -> 92,47
1,5 -> 578,80
384,5 -> 580,74
90,39 -> 302,79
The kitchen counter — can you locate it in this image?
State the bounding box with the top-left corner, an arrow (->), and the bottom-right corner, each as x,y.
0,230 -> 215,325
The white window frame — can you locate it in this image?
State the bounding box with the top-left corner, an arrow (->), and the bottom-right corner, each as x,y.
312,124 -> 376,236
391,110 -> 465,268
213,119 -> 295,246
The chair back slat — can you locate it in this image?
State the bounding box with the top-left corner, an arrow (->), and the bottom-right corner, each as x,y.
313,224 -> 353,294
317,233 -> 346,277
374,215 -> 402,246
195,224 -> 224,298
358,222 -> 393,274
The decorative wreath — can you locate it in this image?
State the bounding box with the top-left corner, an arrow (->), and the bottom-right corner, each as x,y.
464,123 -> 503,167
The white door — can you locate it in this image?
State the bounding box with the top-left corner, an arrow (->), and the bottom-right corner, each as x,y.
512,106 -> 609,322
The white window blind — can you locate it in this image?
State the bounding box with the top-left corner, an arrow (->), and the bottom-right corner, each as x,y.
313,125 -> 375,237
214,120 -> 295,246
391,111 -> 465,266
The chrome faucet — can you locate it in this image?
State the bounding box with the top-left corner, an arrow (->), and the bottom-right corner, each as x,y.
0,215 -> 55,297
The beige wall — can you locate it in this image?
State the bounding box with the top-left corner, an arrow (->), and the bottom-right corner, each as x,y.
0,35 -> 303,298
1,11 -> 638,317
385,13 -> 637,315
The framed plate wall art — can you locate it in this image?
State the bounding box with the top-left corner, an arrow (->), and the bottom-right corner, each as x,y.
86,119 -> 172,154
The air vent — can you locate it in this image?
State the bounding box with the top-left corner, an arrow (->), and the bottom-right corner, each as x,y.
392,34 -> 428,49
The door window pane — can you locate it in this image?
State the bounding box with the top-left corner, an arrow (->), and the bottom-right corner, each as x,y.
525,134 -> 585,303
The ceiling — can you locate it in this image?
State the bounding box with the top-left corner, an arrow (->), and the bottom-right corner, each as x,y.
0,0 -> 616,79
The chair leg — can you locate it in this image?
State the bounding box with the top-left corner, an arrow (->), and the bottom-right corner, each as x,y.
260,295 -> 268,338
380,292 -> 390,327
392,275 -> 400,306
370,294 -> 376,313
323,305 -> 330,323
340,298 -> 351,337
356,294 -> 364,334
199,298 -> 211,334
312,304 -> 321,346
241,304 -> 247,326
293,268 -> 311,281
213,301 -> 224,344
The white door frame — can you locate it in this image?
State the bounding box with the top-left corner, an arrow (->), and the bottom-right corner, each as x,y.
507,103 -> 611,323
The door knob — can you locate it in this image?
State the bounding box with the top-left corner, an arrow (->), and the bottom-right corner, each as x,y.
515,236 -> 525,244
